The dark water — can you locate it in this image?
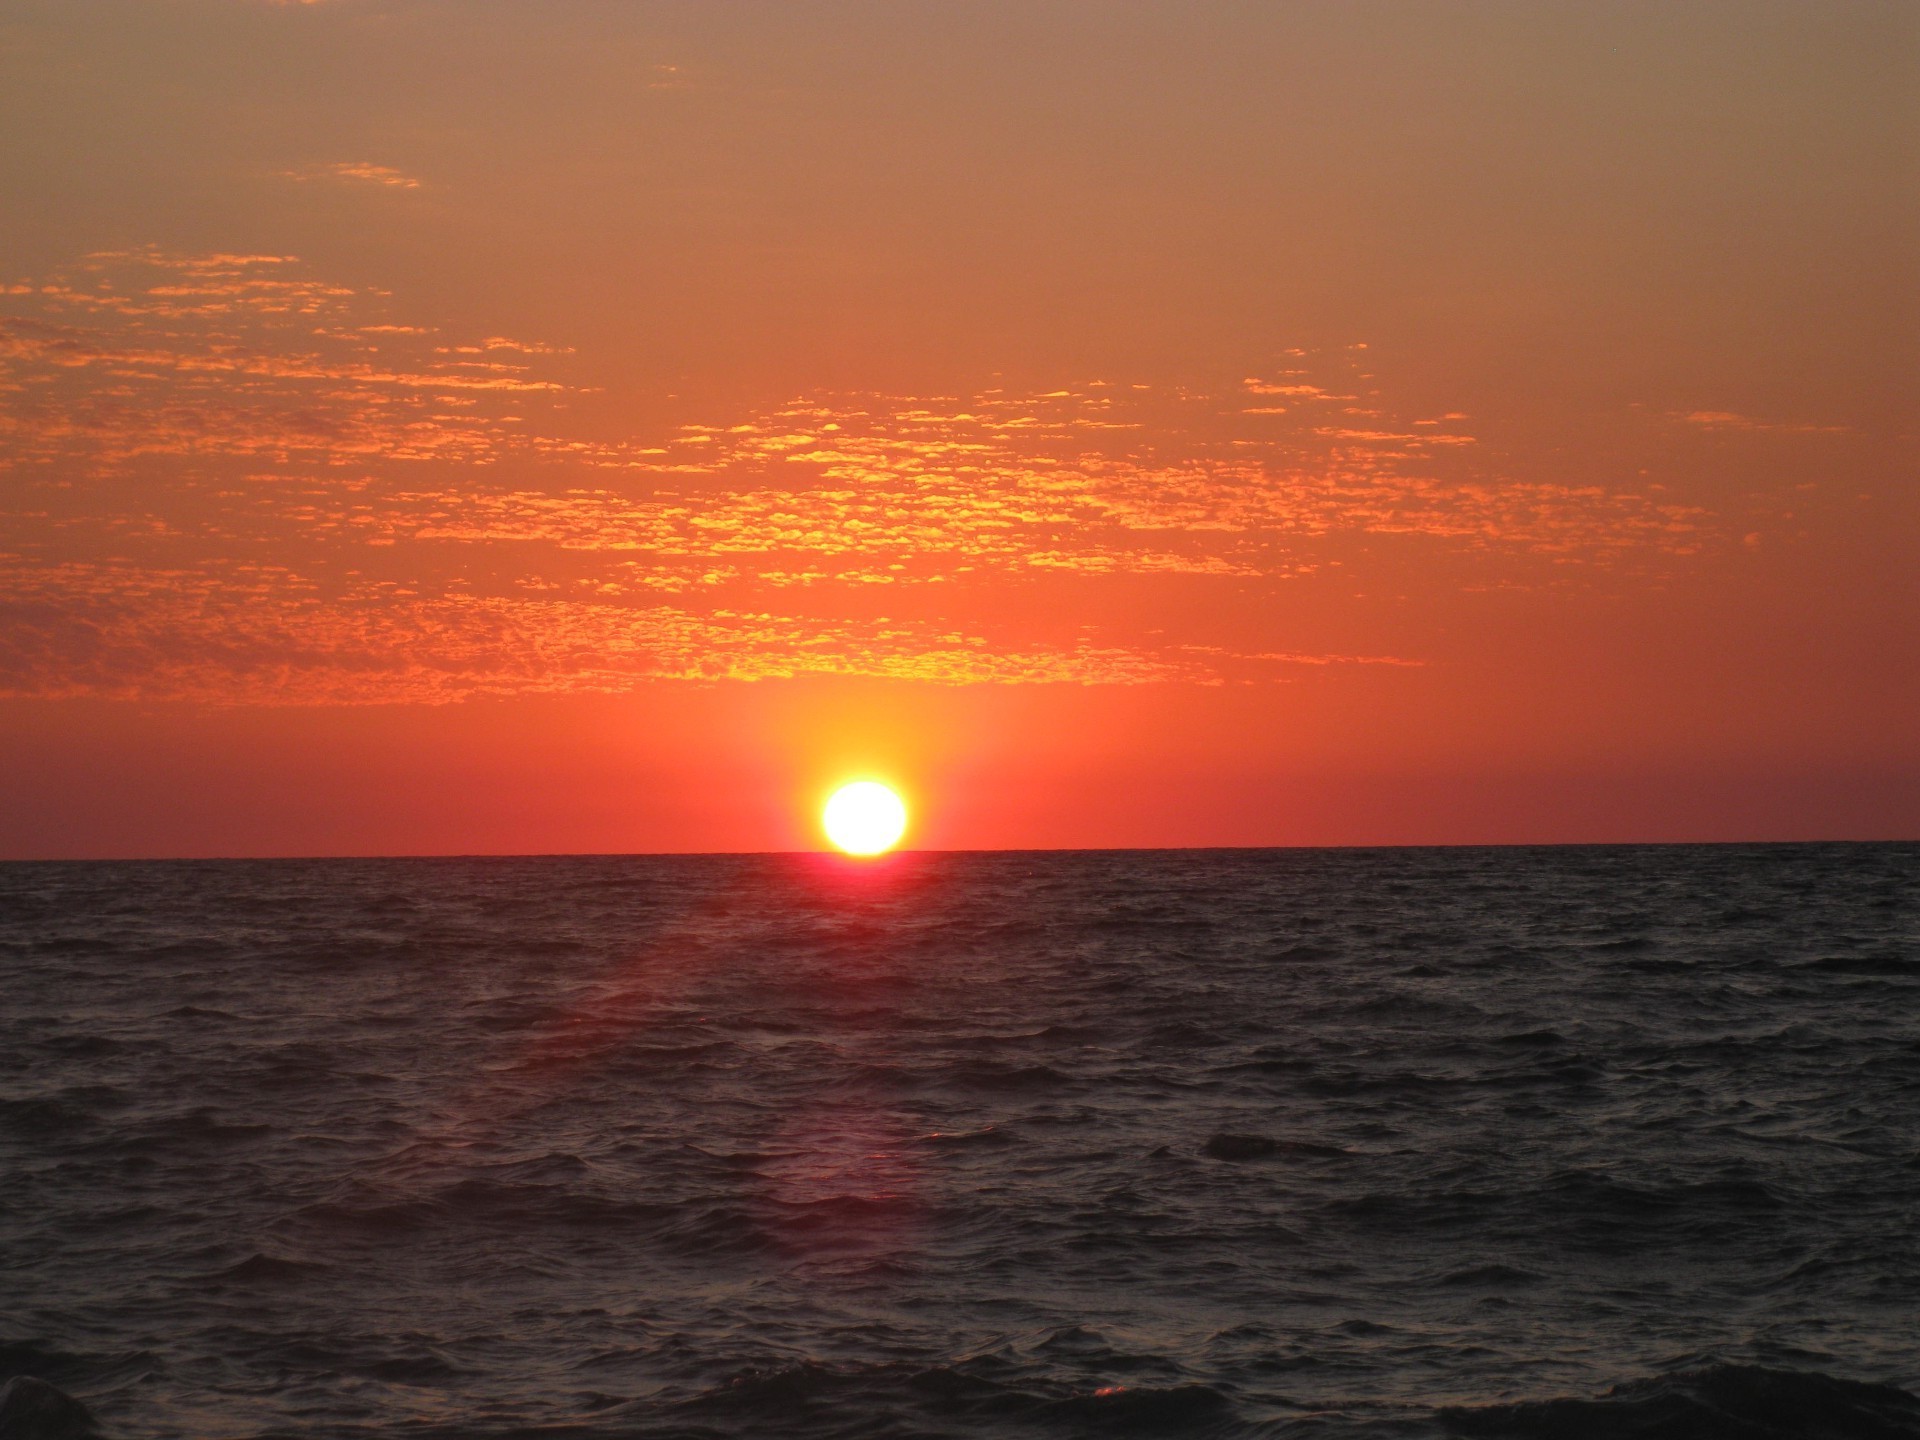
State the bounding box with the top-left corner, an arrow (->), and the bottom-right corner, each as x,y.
3,844 -> 1917,1439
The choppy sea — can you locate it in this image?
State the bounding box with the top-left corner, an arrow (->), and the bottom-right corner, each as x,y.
2,843 -> 1916,1438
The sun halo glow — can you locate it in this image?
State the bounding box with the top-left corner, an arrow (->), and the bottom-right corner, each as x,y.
822,781 -> 908,856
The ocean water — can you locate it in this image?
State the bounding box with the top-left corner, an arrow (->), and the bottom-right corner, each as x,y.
2,843 -> 1917,1439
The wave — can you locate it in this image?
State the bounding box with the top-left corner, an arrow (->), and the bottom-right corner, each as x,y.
1800,953 -> 1914,976
1439,1365 -> 1920,1438
1436,1264 -> 1544,1288
211,1252 -> 332,1286
0,1375 -> 100,1440
5,844 -> 1917,1438
0,1341 -> 91,1388
0,1339 -> 156,1399
1201,1132 -> 1349,1161
667,1359 -> 1242,1439
1041,1382 -> 1236,1434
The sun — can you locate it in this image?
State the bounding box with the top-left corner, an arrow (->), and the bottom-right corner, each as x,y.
822,781 -> 908,856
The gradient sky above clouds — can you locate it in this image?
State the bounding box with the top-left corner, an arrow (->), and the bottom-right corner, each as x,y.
1,0 -> 1914,855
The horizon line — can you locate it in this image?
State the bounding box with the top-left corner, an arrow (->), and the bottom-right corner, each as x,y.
4,836 -> 1914,865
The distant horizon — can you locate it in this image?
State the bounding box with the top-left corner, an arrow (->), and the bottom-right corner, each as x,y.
9,834 -> 1915,867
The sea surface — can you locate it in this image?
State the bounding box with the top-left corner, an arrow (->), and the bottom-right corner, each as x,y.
2,844 -> 1917,1439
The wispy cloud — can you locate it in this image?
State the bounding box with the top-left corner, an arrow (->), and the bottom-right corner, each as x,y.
0,251 -> 1735,705
0,558 -> 1307,703
1678,410 -> 1848,435
0,250 -> 565,471
281,161 -> 421,189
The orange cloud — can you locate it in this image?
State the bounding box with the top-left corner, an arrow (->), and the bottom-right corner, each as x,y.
0,251 -> 570,472
0,557 -> 1321,703
282,162 -> 421,189
0,252 -> 1737,706
1679,410 -> 1848,435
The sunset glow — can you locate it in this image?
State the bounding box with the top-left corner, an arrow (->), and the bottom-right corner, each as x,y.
0,3 -> 1910,858
823,782 -> 909,857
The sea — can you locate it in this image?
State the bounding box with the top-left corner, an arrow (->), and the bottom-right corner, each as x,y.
2,843 -> 1916,1439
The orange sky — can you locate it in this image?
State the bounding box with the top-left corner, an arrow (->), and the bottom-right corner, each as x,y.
1,0 -> 1914,856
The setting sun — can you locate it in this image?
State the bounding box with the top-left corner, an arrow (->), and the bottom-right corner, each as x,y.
822,781 -> 908,856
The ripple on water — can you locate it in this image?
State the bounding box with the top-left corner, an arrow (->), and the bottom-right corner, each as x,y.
0,842 -> 1915,1438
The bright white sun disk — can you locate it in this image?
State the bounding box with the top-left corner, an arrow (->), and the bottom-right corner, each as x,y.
823,781 -> 908,856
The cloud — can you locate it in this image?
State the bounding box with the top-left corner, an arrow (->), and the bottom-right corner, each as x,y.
281,162 -> 421,189
0,251 -> 1729,706
1244,379 -> 1339,397
0,250 -> 568,471
1678,410 -> 1848,435
0,558 -> 1295,703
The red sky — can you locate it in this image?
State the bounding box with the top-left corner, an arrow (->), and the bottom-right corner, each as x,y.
1,0 -> 1914,856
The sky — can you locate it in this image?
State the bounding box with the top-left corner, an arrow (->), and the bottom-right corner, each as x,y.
1,0 -> 1914,857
